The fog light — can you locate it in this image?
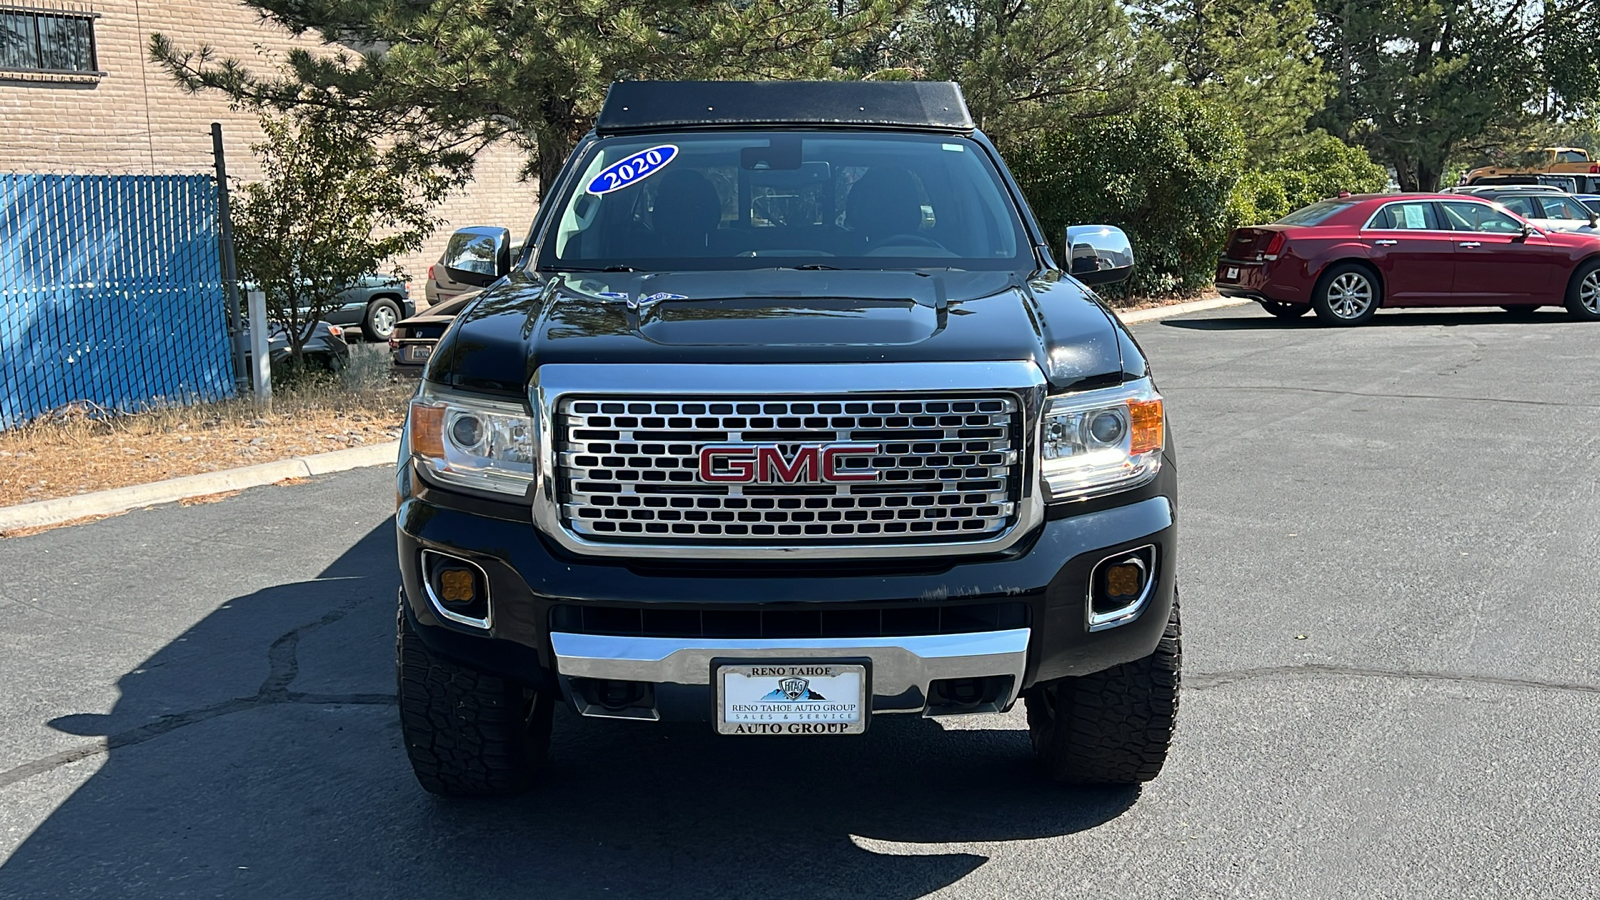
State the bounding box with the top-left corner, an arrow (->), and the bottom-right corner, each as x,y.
1104,563 -> 1144,602
439,568 -> 477,604
1088,546 -> 1155,632
421,551 -> 491,629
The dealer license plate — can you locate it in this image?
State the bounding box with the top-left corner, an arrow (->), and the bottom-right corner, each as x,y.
402,345 -> 433,363
716,663 -> 867,736
1225,266 -> 1240,280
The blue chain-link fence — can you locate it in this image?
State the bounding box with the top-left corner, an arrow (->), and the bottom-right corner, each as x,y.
0,173 -> 235,429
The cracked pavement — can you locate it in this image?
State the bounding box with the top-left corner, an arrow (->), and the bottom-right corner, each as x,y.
1,303 -> 1598,899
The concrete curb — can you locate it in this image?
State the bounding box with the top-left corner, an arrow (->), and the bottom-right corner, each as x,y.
1115,295 -> 1251,325
0,441 -> 400,533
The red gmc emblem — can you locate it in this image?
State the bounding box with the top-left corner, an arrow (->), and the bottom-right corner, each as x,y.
698,443 -> 880,484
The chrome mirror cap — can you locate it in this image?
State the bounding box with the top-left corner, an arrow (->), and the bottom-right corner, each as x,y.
1064,225 -> 1134,286
443,226 -> 512,288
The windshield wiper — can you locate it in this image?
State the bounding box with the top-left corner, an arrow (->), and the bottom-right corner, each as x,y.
561,265 -> 639,273
778,263 -> 842,271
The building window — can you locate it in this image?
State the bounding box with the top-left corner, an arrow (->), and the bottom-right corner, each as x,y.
0,6 -> 99,77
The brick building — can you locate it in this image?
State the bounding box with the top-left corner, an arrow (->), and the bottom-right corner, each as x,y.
0,0 -> 536,299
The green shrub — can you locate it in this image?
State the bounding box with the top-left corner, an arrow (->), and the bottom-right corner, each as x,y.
1003,90 -> 1246,295
1232,133 -> 1390,224
1230,170 -> 1290,230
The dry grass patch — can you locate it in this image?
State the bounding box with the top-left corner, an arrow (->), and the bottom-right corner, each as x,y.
1106,288 -> 1219,312
178,491 -> 244,506
0,345 -> 412,508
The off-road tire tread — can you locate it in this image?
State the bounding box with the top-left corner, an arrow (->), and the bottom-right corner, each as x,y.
1025,596 -> 1181,785
396,608 -> 551,797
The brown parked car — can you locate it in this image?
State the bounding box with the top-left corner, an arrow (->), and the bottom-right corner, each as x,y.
424,237 -> 521,306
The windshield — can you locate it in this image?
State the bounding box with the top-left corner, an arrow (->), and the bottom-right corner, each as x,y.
535,131 -> 1032,272
1275,199 -> 1354,227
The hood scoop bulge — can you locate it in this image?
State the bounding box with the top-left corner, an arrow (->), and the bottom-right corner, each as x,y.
637,295 -> 940,347
621,269 -> 961,347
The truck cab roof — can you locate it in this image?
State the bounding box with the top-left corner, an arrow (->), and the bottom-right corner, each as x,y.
594,81 -> 975,135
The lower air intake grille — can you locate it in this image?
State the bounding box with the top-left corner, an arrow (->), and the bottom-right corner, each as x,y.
550,601 -> 1030,639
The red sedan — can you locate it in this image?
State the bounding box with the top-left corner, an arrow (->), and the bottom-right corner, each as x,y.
1215,193 -> 1600,325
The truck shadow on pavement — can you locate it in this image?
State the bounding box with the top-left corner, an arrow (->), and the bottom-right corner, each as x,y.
0,522 -> 1137,900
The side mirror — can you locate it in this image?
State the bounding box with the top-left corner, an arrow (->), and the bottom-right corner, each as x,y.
1519,221 -> 1537,240
443,226 -> 513,288
1063,225 -> 1134,286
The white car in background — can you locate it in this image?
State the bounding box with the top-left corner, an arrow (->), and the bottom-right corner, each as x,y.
1447,186 -> 1600,234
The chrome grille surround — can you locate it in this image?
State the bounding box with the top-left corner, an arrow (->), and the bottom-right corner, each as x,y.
560,394 -> 1018,542
530,363 -> 1048,559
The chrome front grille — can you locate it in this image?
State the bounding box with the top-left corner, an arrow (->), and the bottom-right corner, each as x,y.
556,395 -> 1022,544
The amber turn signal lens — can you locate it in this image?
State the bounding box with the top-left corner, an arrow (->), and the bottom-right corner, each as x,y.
410,403 -> 445,458
1128,398 -> 1164,455
1105,563 -> 1144,600
439,569 -> 476,603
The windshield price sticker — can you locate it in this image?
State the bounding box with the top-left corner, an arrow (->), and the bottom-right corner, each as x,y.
586,145 -> 678,195
717,663 -> 867,735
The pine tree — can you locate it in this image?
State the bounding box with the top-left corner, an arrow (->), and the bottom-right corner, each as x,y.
151,0 -> 905,195
1313,0 -> 1600,190
1137,0 -> 1332,159
884,0 -> 1167,134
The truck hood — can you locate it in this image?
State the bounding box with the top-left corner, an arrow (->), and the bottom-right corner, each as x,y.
429,268 -> 1129,395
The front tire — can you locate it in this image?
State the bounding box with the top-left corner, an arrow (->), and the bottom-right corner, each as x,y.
397,607 -> 553,797
1024,596 -> 1181,785
1259,300 -> 1310,320
1312,263 -> 1380,326
1565,260 -> 1600,320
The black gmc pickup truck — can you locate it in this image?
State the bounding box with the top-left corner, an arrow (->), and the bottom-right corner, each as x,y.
395,81 -> 1179,796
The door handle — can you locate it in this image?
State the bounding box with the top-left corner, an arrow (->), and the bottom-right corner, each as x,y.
1373,239 -> 1399,246
1458,241 -> 1482,248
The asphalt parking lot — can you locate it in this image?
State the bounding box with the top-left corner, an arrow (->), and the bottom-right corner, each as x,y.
1,303 -> 1597,899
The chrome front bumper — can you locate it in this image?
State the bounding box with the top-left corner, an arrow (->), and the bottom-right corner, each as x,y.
550,628 -> 1031,718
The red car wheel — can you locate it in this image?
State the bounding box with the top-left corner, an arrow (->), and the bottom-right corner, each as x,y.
1312,264 -> 1380,326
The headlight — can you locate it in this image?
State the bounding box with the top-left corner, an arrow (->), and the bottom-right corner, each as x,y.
408,386 -> 536,497
1039,379 -> 1163,502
